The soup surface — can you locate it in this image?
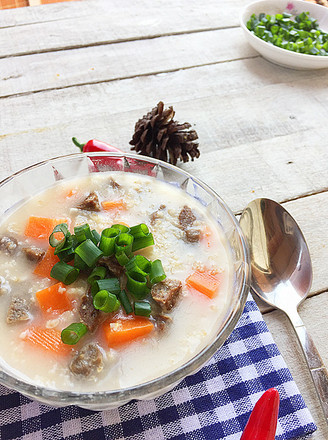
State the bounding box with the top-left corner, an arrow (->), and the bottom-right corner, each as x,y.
0,172 -> 232,392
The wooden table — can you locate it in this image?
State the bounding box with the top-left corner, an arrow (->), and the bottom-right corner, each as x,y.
1,0 -> 328,437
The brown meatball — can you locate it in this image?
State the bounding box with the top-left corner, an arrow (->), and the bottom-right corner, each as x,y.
78,191 -> 101,212
79,290 -> 100,333
178,206 -> 196,230
69,343 -> 103,377
7,297 -> 30,324
22,246 -> 45,262
185,228 -> 201,243
151,278 -> 182,313
0,236 -> 18,255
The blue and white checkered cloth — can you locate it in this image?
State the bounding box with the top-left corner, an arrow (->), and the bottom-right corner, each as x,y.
0,294 -> 317,440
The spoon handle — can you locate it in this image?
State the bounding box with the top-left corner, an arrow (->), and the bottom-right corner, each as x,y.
287,308 -> 328,421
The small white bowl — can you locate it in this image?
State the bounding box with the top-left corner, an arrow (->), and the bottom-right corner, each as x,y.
240,0 -> 328,69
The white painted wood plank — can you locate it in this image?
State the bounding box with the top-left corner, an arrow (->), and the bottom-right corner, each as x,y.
0,0 -> 245,54
1,57 -> 328,210
0,0 -> 87,27
2,56 -> 328,134
0,28 -> 256,97
265,294 -> 328,438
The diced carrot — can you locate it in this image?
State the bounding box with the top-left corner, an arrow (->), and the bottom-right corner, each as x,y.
21,326 -> 71,356
186,270 -> 222,299
25,216 -> 68,241
35,282 -> 72,313
34,246 -> 59,279
103,316 -> 154,347
65,188 -> 78,199
101,200 -> 126,211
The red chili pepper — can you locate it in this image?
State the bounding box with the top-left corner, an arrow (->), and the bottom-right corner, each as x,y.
72,137 -> 122,154
240,388 -> 280,440
72,137 -> 155,176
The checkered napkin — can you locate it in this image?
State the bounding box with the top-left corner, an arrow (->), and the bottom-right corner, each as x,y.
0,294 -> 317,440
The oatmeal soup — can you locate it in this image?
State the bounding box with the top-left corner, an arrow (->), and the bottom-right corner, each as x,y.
0,172 -> 233,392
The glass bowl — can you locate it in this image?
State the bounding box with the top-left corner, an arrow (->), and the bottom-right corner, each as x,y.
0,152 -> 250,410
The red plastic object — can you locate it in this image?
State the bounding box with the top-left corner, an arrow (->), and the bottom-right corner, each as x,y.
240,388 -> 280,440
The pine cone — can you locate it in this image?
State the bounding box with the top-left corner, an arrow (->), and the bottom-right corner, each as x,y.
129,102 -> 200,166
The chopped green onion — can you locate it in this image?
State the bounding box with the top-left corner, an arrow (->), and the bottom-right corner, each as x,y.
125,255 -> 151,276
50,261 -> 79,284
132,233 -> 154,252
134,300 -> 152,317
115,233 -> 134,265
54,234 -> 75,259
99,227 -> 119,256
115,251 -> 131,266
149,259 -> 166,285
246,11 -> 328,56
129,223 -> 149,239
74,253 -> 88,271
74,239 -> 103,267
91,229 -> 101,245
87,266 -> 107,285
74,223 -> 92,244
55,247 -> 75,262
91,277 -> 121,296
115,233 -> 133,254
93,290 -> 120,313
118,290 -> 133,314
61,322 -> 88,345
126,271 -> 150,299
111,224 -> 130,233
49,223 -> 69,248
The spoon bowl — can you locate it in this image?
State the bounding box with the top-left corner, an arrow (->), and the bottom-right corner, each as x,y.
240,198 -> 312,309
240,198 -> 328,422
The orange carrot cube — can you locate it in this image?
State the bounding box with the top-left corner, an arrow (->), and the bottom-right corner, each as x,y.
25,216 -> 68,241
35,282 -> 72,313
186,270 -> 222,299
103,316 -> 154,347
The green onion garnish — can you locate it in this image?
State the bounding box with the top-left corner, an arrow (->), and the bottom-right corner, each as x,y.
91,229 -> 101,245
99,227 -> 119,256
111,224 -> 130,233
87,266 -> 107,285
49,223 -> 69,248
115,233 -> 133,255
115,251 -> 130,266
74,239 -> 103,267
134,300 -> 152,317
91,277 -> 121,296
54,234 -> 75,259
74,223 -> 93,244
74,253 -> 88,271
50,261 -> 79,285
129,223 -> 149,239
126,271 -> 150,299
246,11 -> 328,56
61,322 -> 88,345
125,255 -> 151,276
115,233 -> 134,265
149,259 -> 166,285
132,233 -> 154,252
93,290 -> 120,313
118,290 -> 133,314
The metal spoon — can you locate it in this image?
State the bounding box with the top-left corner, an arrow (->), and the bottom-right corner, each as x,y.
239,198 -> 328,421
